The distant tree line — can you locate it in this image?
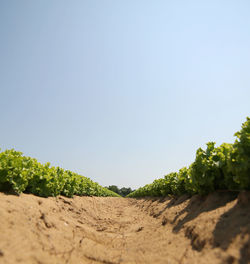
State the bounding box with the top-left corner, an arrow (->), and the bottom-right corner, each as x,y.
105,185 -> 135,197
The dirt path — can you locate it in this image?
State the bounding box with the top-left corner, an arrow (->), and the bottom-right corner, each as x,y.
0,192 -> 249,264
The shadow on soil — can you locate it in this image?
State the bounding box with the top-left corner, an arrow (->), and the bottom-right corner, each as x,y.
172,191 -> 250,262
172,192 -> 238,233
212,192 -> 250,264
134,191 -> 250,262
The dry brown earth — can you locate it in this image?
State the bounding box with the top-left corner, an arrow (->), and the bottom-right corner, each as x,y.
0,191 -> 249,264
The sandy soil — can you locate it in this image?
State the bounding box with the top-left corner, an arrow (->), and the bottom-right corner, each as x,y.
0,191 -> 249,264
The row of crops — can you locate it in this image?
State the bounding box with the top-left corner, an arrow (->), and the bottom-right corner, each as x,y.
128,117 -> 250,197
0,150 -> 119,197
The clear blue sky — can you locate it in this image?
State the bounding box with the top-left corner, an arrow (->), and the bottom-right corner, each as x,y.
0,1 -> 249,189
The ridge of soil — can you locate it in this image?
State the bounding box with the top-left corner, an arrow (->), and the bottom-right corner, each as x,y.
0,191 -> 249,264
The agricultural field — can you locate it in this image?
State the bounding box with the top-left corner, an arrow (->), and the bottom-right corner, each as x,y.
0,117 -> 249,263
1,0 -> 250,262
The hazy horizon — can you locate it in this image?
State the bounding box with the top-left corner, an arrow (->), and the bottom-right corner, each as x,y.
1,1 -> 250,189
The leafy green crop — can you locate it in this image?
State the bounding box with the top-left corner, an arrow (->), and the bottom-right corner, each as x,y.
128,117 -> 250,198
228,117 -> 250,189
188,142 -> 234,194
0,150 -> 119,197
